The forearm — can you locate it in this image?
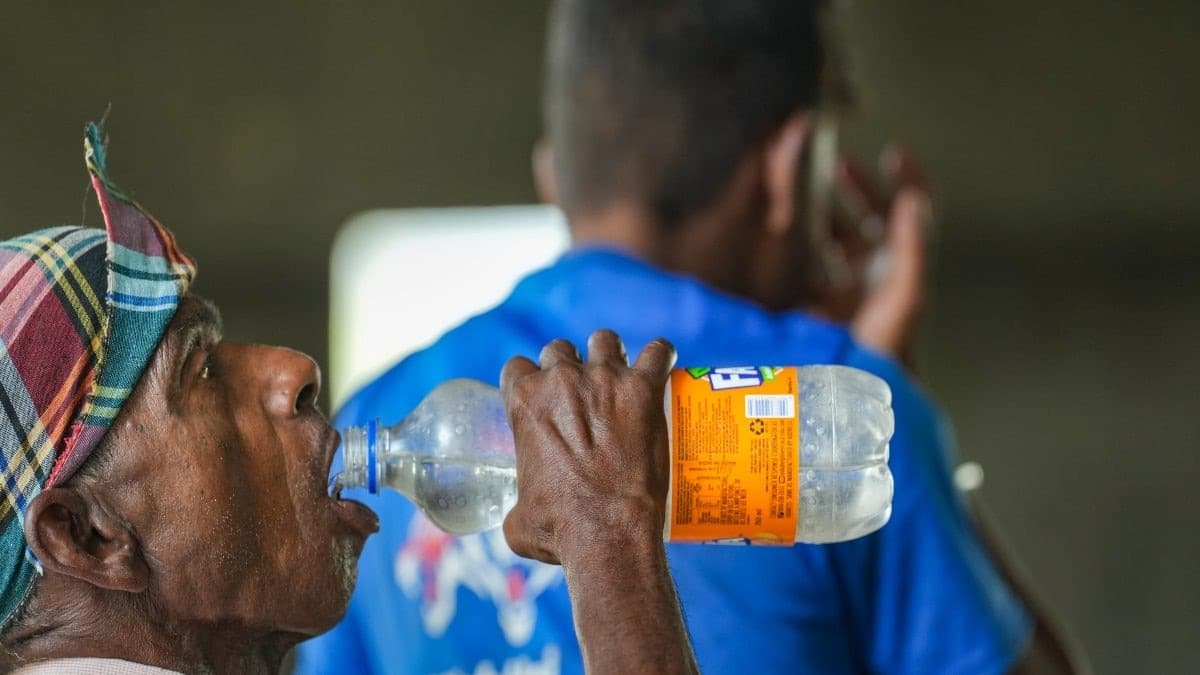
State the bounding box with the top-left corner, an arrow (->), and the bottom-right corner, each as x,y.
971,501 -> 1088,674
1010,618 -> 1084,675
560,525 -> 698,675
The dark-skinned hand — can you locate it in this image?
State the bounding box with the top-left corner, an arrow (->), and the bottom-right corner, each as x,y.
498,330 -> 697,674
499,329 -> 676,565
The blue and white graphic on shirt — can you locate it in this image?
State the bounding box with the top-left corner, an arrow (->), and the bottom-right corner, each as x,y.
396,516 -> 561,648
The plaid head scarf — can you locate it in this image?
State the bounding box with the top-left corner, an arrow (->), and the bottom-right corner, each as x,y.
0,123 -> 196,628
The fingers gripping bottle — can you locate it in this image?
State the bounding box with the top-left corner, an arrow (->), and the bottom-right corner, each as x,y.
331,366 -> 894,544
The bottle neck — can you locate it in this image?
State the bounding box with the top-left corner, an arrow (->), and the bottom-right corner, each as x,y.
341,420 -> 417,496
341,421 -> 378,493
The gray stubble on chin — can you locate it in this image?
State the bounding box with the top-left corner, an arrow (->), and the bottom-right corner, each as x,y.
332,537 -> 361,601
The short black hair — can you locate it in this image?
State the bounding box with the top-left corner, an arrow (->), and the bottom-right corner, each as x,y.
544,0 -> 842,227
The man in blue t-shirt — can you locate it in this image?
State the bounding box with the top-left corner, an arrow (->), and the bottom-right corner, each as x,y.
301,1 -> 1078,673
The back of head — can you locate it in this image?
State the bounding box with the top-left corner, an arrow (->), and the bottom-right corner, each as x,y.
544,0 -> 835,228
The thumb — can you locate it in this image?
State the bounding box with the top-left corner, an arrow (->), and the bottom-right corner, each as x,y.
852,188 -> 929,364
879,188 -> 928,304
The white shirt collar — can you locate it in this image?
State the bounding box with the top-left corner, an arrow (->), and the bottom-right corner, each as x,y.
11,657 -> 183,675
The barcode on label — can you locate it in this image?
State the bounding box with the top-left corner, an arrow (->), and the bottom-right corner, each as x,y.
744,395 -> 795,419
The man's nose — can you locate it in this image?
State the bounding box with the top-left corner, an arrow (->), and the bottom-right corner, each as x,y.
261,346 -> 322,419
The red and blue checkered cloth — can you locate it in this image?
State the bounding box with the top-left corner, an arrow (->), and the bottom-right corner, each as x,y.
0,124 -> 195,628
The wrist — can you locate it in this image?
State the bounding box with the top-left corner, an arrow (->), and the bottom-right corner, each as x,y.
555,497 -> 694,675
556,495 -> 665,570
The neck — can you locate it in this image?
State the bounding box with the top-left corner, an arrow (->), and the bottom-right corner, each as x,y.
4,577 -> 296,674
569,201 -> 664,261
569,201 -> 758,299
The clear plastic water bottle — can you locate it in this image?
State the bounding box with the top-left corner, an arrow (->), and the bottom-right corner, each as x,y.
331,365 -> 893,544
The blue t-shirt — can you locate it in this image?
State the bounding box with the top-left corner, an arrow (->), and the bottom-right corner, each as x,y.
298,249 -> 1031,675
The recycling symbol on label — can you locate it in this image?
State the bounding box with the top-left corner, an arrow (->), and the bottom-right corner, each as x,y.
749,419 -> 766,435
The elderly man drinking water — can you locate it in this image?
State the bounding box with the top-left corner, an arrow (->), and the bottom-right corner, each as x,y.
0,126 -> 696,674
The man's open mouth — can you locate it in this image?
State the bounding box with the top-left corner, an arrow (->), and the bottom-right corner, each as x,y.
323,428 -> 380,537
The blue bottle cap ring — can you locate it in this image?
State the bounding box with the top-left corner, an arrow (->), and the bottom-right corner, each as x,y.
367,419 -> 378,494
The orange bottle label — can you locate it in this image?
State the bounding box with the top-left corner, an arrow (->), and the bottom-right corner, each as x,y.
666,366 -> 800,545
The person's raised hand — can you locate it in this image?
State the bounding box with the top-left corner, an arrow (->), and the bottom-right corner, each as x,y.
498,330 -> 677,566
812,145 -> 932,370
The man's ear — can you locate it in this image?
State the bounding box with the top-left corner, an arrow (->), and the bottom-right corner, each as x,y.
24,487 -> 150,593
762,113 -> 812,237
532,138 -> 559,205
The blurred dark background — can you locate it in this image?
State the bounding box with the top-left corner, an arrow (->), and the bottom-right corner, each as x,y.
2,1 -> 1197,672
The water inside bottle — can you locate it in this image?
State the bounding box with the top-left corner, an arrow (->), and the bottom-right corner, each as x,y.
414,458 -> 517,535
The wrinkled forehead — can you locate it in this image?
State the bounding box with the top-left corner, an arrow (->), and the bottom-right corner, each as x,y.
168,294 -> 224,346
137,294 -> 224,402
